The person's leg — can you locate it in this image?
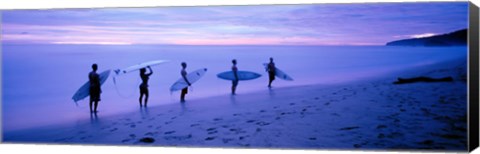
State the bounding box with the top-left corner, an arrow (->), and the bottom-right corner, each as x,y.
139,90 -> 144,107
94,100 -> 99,112
268,73 -> 275,87
180,88 -> 187,102
144,89 -> 149,107
232,80 -> 238,95
89,99 -> 93,113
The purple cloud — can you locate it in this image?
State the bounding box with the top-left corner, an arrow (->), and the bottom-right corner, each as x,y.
1,2 -> 468,45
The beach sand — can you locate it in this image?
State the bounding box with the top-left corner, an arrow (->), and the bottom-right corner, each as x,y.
3,58 -> 468,151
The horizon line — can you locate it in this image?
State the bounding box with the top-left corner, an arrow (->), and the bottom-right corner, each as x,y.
1,42 -> 390,46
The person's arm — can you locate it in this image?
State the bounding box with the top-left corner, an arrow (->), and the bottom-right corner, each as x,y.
147,66 -> 153,76
182,71 -> 191,86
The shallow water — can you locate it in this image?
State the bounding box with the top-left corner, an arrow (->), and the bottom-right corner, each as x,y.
1,44 -> 466,131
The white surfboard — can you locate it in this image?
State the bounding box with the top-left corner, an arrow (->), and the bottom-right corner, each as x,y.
72,70 -> 111,104
114,60 -> 169,75
263,63 -> 294,81
170,68 -> 208,92
217,71 -> 262,81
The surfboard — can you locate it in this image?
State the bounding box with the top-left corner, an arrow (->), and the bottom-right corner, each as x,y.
217,71 -> 261,81
114,60 -> 169,75
72,70 -> 111,104
263,63 -> 294,81
170,68 -> 208,92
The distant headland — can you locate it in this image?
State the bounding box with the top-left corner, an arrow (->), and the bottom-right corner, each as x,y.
386,29 -> 467,47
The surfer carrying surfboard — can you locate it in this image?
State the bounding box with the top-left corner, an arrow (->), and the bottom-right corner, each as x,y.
266,57 -> 276,88
139,66 -> 153,107
89,64 -> 101,113
231,59 -> 239,95
180,62 -> 192,102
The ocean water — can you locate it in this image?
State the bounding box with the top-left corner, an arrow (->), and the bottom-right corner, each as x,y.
1,45 -> 467,132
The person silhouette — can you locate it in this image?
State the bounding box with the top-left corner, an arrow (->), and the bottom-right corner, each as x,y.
89,64 -> 101,113
231,59 -> 239,95
180,62 -> 191,102
139,66 -> 153,107
266,57 -> 276,88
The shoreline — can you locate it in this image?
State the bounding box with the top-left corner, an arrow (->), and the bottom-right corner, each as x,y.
3,57 -> 468,151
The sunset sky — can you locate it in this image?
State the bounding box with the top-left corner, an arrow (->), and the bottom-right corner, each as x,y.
1,2 -> 469,45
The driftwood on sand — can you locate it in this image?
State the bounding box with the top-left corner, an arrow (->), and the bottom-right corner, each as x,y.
393,76 -> 453,84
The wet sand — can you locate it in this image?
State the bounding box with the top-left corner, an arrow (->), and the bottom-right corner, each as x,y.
3,58 -> 468,151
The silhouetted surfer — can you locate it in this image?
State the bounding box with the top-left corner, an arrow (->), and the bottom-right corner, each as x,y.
266,57 -> 276,88
139,66 -> 153,107
89,64 -> 101,113
232,59 -> 239,95
180,62 -> 191,102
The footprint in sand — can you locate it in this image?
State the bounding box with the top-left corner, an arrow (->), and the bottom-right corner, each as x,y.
205,137 -> 216,141
256,121 -> 270,126
233,113 -> 241,116
230,128 -> 247,134
110,128 -> 118,132
207,128 -> 217,131
418,139 -> 435,145
376,125 -> 387,129
339,126 -> 360,131
164,134 -> 193,140
130,124 -> 136,128
164,131 -> 176,135
139,137 -> 155,143
246,120 -> 256,123
190,124 -> 200,127
129,134 -> 136,138
377,133 -> 385,139
353,144 -> 361,148
208,130 -> 218,135
331,113 -> 340,116
259,110 -> 266,113
289,103 -> 296,106
309,137 -> 317,140
222,138 -> 234,143
239,135 -> 249,140
145,132 -> 157,136
213,118 -> 223,121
